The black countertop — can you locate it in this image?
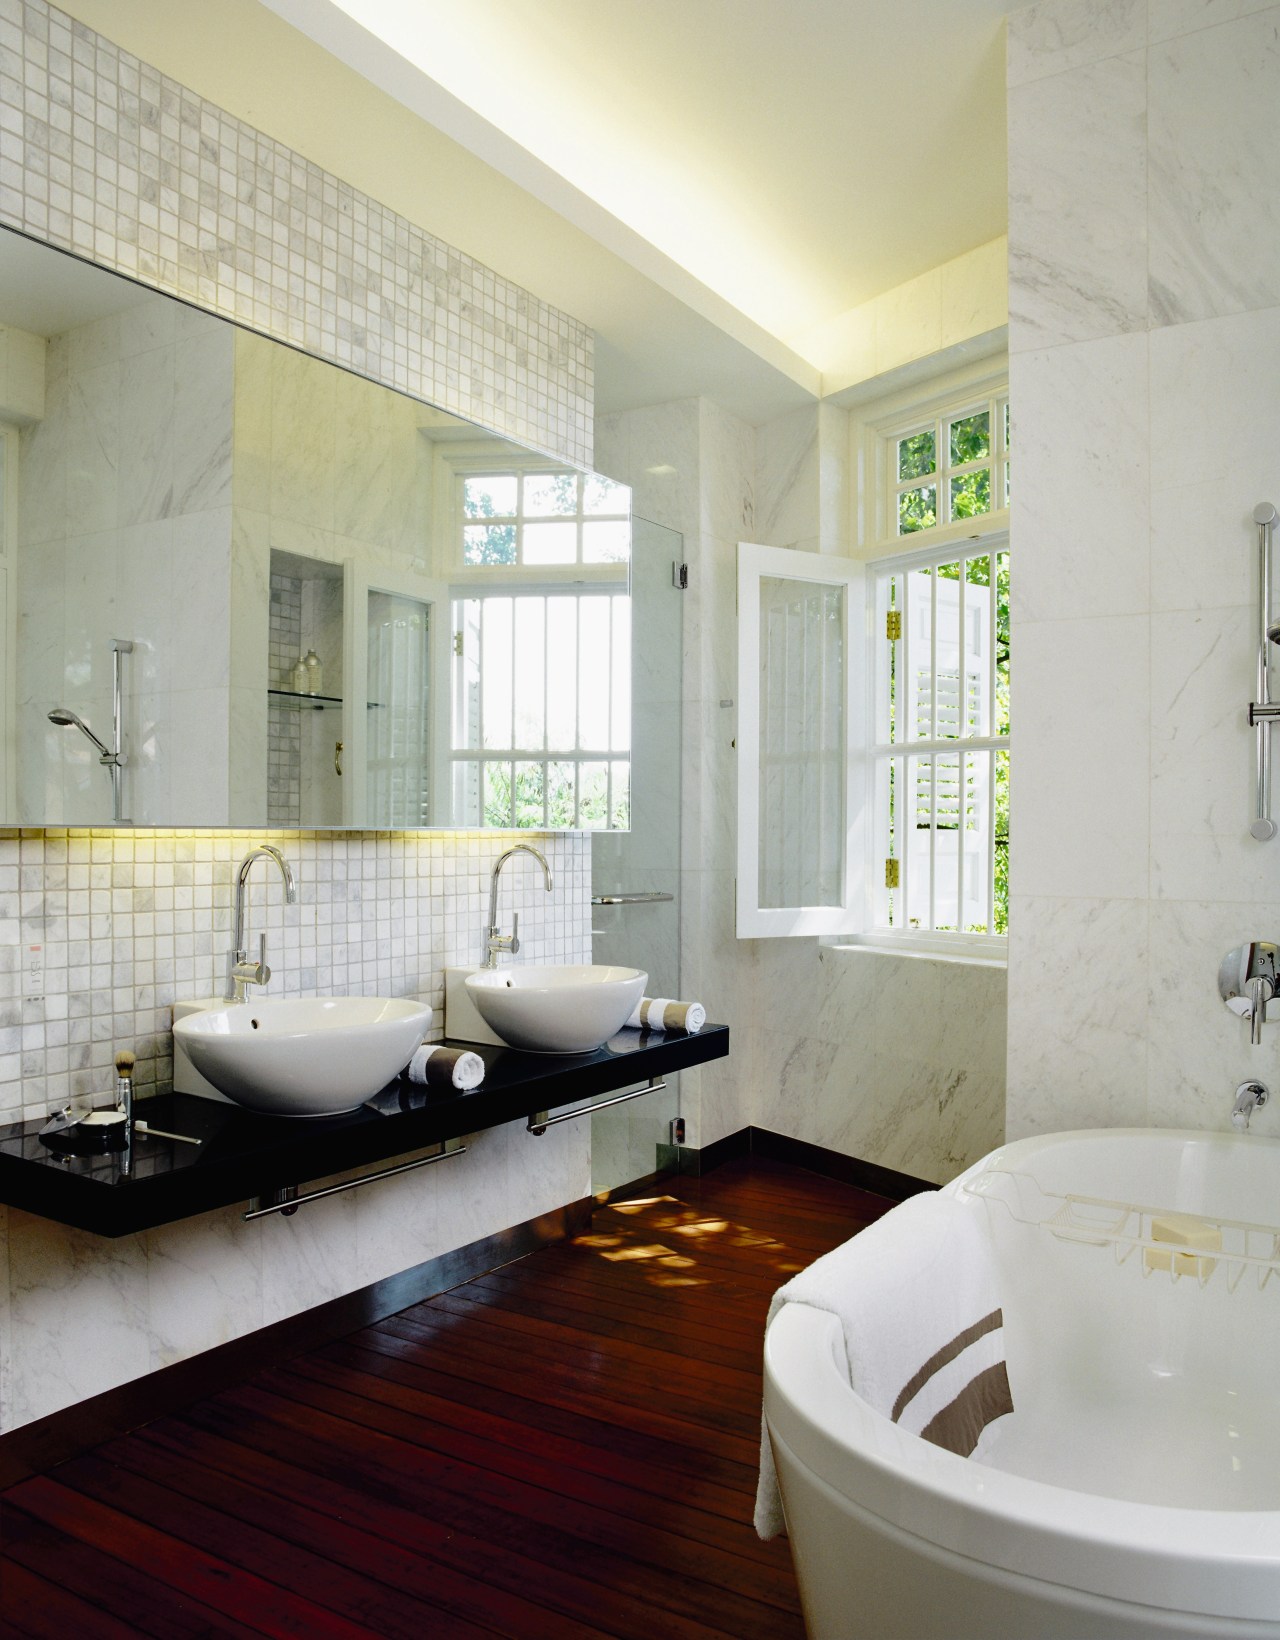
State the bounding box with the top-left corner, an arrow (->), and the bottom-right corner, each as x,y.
0,1026 -> 729,1237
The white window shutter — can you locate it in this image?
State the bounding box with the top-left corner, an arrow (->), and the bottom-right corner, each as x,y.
736,542 -> 865,938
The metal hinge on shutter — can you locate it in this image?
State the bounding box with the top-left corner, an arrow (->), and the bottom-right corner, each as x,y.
453,630 -> 464,657
886,610 -> 902,641
884,858 -> 900,889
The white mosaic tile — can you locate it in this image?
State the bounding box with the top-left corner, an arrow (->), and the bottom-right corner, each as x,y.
0,826 -> 592,1120
0,0 -> 593,470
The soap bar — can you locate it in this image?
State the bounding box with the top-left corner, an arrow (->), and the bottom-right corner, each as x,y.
1143,1211 -> 1221,1277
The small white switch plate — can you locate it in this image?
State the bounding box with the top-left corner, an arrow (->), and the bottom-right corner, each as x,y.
23,943 -> 43,1001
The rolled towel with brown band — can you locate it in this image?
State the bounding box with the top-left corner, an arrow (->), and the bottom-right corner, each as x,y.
626,997 -> 706,1034
405,1044 -> 486,1090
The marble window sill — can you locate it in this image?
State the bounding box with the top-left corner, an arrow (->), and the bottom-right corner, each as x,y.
824,938 -> 1008,971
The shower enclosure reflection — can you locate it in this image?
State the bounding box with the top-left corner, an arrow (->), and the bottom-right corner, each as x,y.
0,226 -> 632,831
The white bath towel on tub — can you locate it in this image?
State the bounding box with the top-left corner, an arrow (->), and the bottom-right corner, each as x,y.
755,1188 -> 1012,1539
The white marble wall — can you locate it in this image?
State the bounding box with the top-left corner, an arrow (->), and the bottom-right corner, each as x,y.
598,399 -> 1007,1182
1006,0 -> 1280,1137
17,297 -> 236,824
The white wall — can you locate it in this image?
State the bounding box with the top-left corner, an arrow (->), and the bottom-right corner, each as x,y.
1006,0 -> 1280,1136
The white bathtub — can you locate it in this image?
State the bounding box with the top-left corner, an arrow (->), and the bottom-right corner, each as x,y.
764,1129 -> 1280,1639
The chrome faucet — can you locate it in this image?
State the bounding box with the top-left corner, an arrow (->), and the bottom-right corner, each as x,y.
1233,1080 -> 1269,1132
1220,941 -> 1279,1047
484,845 -> 553,968
227,844 -> 298,1002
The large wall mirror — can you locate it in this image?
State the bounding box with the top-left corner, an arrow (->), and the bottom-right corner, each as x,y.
0,227 -> 632,831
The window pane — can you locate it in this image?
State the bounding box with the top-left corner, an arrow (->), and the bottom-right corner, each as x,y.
905,753 -> 932,930
578,761 -> 609,829
899,484 -> 936,534
512,596 -> 546,749
611,759 -> 630,829
898,429 -> 935,481
964,556 -> 991,738
547,760 -> 576,827
583,519 -> 630,563
611,594 -> 631,751
951,467 -> 991,521
996,551 -> 1010,735
545,596 -> 578,749
757,575 -> 845,910
513,761 -> 544,827
949,411 -> 990,465
995,746 -> 1010,934
454,597 -> 482,750
578,600 -> 610,747
483,761 -> 513,827
932,751 -> 961,931
463,475 -> 516,518
583,474 -> 629,516
524,473 -> 578,515
962,749 -> 991,934
480,598 -> 512,749
464,523 -> 516,565
934,563 -> 961,741
523,520 -> 577,564
906,565 -> 935,739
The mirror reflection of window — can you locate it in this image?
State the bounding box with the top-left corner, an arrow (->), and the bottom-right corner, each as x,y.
0,224 -> 634,830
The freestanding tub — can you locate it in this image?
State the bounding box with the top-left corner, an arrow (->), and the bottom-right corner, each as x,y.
764,1128 -> 1280,1639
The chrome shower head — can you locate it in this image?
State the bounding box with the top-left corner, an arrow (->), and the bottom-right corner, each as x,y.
1270,620 -> 1280,646
48,707 -> 111,759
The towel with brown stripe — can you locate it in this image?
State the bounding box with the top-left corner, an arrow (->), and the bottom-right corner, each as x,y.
755,1189 -> 1013,1539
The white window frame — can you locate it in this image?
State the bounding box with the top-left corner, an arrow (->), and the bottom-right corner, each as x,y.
840,363 -> 1010,963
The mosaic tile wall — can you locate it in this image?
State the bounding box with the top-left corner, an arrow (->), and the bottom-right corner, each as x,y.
0,0 -> 594,469
0,827 -> 592,1125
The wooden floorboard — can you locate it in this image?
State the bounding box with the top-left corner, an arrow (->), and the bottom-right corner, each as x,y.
0,1158 -> 886,1638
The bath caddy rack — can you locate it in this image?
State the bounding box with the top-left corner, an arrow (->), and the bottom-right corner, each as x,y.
963,1169 -> 1280,1293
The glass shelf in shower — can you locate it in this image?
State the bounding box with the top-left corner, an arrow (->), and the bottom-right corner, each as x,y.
268,690 -> 386,710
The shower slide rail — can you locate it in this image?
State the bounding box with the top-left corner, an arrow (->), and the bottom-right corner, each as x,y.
1249,502 -> 1280,840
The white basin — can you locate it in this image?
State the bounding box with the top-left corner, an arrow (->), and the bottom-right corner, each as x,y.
172,996 -> 432,1117
465,964 -> 646,1054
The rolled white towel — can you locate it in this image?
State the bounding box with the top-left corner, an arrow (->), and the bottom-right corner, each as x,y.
626,996 -> 706,1034
405,1044 -> 485,1091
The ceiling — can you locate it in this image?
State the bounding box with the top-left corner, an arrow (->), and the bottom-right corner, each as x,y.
262,0 -> 1009,404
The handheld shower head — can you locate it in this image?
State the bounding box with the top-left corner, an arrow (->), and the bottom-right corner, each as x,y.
1270,620 -> 1280,646
48,707 -> 111,759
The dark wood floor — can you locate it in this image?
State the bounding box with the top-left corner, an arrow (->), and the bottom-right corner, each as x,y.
0,1158 -> 892,1639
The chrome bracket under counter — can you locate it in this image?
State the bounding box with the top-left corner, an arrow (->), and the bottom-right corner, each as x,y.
0,1026 -> 728,1237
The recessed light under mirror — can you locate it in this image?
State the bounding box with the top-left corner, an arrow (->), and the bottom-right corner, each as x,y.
0,225 -> 632,831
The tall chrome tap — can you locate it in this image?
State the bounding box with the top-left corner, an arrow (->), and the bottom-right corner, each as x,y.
227,844 -> 298,1002
484,844 -> 553,968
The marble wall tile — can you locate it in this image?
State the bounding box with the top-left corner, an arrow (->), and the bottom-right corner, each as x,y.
1149,9 -> 1280,326
1009,333 -> 1149,623
1149,604 -> 1255,841
145,1207 -> 264,1369
1146,897 -> 1280,1131
755,405 -> 820,550
5,1208 -> 150,1425
1008,51 -> 1148,352
1013,614 -> 1151,900
1006,895 -> 1151,1139
1148,0 -> 1279,43
1008,0 -> 1148,84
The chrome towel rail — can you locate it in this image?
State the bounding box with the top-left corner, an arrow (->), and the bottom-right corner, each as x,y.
244,1136 -> 467,1219
528,1078 -> 667,1136
590,891 -> 675,905
1250,502 -> 1280,840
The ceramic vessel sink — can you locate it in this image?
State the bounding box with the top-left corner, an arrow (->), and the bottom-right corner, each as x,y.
172,996 -> 432,1117
465,964 -> 646,1055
